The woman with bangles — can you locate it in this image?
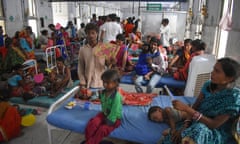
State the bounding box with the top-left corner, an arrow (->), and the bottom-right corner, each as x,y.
160,57 -> 240,144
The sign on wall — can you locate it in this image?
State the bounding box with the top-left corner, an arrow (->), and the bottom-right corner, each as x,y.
146,3 -> 162,11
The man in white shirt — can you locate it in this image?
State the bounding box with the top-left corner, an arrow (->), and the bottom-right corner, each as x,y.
99,14 -> 122,43
160,18 -> 170,48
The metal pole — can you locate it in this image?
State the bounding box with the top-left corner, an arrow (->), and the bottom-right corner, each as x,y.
184,0 -> 193,39
132,1 -> 134,14
138,0 -> 140,16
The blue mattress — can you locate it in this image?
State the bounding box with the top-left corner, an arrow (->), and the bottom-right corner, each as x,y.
120,73 -> 186,89
9,80 -> 80,108
47,95 -> 196,144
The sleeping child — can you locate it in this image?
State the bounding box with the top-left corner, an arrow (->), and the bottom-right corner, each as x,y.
148,106 -> 191,137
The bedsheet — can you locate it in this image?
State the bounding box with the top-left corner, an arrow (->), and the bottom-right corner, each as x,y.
120,72 -> 186,89
9,80 -> 80,108
47,93 -> 196,144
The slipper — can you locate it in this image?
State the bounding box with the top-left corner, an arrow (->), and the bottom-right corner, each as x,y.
80,140 -> 85,144
99,140 -> 114,144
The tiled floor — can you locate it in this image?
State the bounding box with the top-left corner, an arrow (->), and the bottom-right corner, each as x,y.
4,84 -> 149,144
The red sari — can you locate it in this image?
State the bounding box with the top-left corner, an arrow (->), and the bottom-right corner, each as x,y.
0,102 -> 21,142
173,53 -> 198,81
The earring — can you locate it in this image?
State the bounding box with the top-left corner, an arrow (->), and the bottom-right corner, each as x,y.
226,81 -> 235,89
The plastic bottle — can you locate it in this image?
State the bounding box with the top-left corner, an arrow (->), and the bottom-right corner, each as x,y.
78,101 -> 92,110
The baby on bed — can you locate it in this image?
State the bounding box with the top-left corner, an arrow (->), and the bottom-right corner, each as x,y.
148,106 -> 191,139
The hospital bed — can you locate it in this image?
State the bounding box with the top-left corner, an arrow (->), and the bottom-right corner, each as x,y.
120,73 -> 186,89
121,54 -> 216,96
46,86 -> 196,144
9,80 -> 80,108
34,44 -> 66,69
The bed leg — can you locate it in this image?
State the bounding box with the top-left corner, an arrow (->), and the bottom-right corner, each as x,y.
47,124 -> 53,144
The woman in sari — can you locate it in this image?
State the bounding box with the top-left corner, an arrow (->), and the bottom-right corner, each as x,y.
19,30 -> 35,59
1,37 -> 25,73
160,57 -> 240,144
173,39 -> 205,81
168,39 -> 192,72
0,91 -> 21,142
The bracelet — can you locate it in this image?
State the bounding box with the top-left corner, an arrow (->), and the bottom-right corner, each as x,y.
192,111 -> 201,120
184,119 -> 192,123
196,114 -> 203,121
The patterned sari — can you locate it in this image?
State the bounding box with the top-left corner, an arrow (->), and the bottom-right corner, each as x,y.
161,81 -> 240,144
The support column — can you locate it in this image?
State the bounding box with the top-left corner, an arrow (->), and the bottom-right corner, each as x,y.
184,0 -> 193,39
194,0 -> 207,39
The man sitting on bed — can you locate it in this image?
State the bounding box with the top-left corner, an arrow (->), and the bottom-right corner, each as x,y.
48,57 -> 72,97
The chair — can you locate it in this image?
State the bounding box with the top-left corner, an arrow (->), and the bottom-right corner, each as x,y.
184,54 -> 216,97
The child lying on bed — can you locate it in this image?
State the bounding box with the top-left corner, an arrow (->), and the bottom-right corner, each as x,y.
81,69 -> 122,144
148,106 -> 191,138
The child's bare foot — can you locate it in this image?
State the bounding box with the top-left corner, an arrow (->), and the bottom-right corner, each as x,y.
49,93 -> 57,98
132,76 -> 137,81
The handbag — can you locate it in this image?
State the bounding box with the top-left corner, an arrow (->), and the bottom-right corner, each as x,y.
219,0 -> 233,31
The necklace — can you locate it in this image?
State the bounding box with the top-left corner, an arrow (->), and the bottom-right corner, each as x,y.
209,84 -> 227,93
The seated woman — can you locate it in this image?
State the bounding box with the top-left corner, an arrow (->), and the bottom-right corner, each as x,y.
19,30 -> 35,60
110,34 -> 134,73
48,57 -> 72,97
168,39 -> 192,73
0,90 -> 21,142
173,39 -> 205,81
160,57 -> 240,144
128,29 -> 143,57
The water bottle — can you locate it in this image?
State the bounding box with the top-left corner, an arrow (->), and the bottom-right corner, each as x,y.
78,101 -> 92,110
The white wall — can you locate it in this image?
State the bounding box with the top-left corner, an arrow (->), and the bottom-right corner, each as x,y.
225,0 -> 240,61
190,0 -> 240,61
36,0 -> 54,33
51,2 -> 122,30
4,0 -> 53,37
52,2 -> 70,27
4,0 -> 24,37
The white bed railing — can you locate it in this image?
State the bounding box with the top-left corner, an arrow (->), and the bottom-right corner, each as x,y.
47,86 -> 80,144
45,44 -> 65,69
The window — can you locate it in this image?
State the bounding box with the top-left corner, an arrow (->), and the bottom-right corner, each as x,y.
0,0 -> 5,33
27,0 -> 38,37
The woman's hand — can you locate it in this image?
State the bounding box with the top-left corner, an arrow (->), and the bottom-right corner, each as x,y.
144,74 -> 150,80
171,129 -> 182,144
162,129 -> 170,136
172,100 -> 190,111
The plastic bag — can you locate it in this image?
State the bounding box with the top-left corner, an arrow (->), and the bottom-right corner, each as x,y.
219,12 -> 232,31
219,0 -> 232,31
